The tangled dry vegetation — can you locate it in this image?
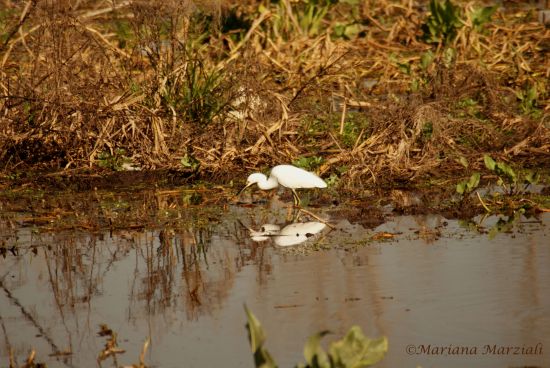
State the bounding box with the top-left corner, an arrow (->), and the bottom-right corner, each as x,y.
0,0 -> 549,190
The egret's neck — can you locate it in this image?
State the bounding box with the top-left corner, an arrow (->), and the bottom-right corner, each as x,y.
258,175 -> 279,190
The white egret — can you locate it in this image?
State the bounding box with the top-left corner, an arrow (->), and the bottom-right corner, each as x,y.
237,164 -> 327,205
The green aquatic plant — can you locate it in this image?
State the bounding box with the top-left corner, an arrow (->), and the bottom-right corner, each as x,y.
516,85 -> 541,117
163,52 -> 229,127
483,155 -> 540,196
420,50 -> 435,71
97,149 -> 130,171
325,173 -> 340,188
245,306 -> 388,368
456,172 -> 480,196
487,207 -> 532,239
299,0 -> 338,37
332,0 -> 364,40
181,153 -> 200,171
264,0 -> 337,39
333,22 -> 363,40
245,306 -> 278,368
469,5 -> 497,32
420,0 -> 463,44
293,156 -> 324,171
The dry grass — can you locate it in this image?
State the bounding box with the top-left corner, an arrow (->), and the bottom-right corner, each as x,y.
0,0 -> 549,190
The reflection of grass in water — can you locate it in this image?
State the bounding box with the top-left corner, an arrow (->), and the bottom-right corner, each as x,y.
0,186 -> 232,232
12,307 -> 387,368
8,324 -> 150,368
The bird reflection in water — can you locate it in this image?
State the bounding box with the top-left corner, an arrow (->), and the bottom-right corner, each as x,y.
249,221 -> 327,247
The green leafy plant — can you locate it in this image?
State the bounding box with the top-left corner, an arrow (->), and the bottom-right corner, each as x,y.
340,121 -> 361,148
293,156 -> 324,171
245,306 -> 278,368
332,0 -> 365,39
390,53 -> 411,76
516,85 -> 540,117
245,306 -> 388,368
299,0 -> 338,37
487,208 -> 528,239
325,173 -> 340,187
483,155 -> 539,195
333,22 -> 363,39
421,121 -> 433,141
469,5 -> 497,32
181,153 -> 200,171
456,172 -> 480,196
268,0 -> 338,38
98,149 -> 130,171
420,0 -> 463,45
298,327 -> 387,368
165,54 -> 228,127
456,98 -> 482,119
420,50 -> 435,71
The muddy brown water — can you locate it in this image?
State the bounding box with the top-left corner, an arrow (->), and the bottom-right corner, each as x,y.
1,192 -> 549,368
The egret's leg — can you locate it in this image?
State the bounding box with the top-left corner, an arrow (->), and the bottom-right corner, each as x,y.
286,206 -> 294,221
291,189 -> 301,206
291,207 -> 302,222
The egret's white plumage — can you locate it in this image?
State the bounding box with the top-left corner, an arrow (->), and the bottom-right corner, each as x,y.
238,164 -> 327,205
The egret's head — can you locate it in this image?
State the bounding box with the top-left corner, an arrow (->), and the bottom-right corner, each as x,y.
246,173 -> 267,185
237,173 -> 267,197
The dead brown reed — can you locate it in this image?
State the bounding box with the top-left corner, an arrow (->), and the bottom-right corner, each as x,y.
0,0 -> 548,190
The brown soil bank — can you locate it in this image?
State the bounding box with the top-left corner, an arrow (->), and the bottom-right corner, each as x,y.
1,0 -> 549,191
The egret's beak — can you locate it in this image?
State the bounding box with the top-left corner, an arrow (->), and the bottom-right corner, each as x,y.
236,182 -> 253,197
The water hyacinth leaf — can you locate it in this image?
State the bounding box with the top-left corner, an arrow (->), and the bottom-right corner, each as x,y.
457,156 -> 469,168
397,61 -> 411,75
496,162 -> 516,182
333,23 -> 347,38
420,50 -> 435,70
421,0 -> 463,44
333,22 -> 363,40
245,305 -> 265,351
293,156 -> 323,171
303,330 -> 331,368
471,5 -> 497,29
342,23 -> 363,39
181,154 -> 199,170
328,326 -> 388,367
410,78 -> 420,92
526,86 -> 537,104
484,155 -> 496,171
467,172 -> 480,191
244,306 -> 277,368
456,182 -> 466,195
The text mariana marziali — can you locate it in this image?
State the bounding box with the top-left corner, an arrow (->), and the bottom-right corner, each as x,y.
412,343 -> 543,356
